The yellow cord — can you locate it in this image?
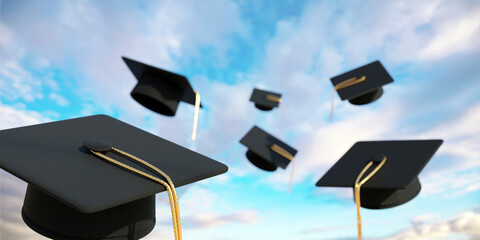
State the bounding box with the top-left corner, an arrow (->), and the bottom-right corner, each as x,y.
288,159 -> 295,194
192,91 -> 200,140
354,156 -> 387,240
265,94 -> 284,115
334,76 -> 366,91
330,76 -> 366,122
270,144 -> 295,193
89,148 -> 182,240
270,144 -> 294,161
265,94 -> 282,103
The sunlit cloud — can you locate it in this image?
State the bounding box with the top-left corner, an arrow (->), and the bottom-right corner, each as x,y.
48,93 -> 70,107
382,208 -> 480,240
182,209 -> 259,229
0,104 -> 50,130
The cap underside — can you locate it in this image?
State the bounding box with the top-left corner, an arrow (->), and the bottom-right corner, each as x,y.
250,88 -> 281,111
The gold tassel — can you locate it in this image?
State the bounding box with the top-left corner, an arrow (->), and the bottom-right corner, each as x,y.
270,144 -> 295,193
89,147 -> 183,240
330,76 -> 366,122
192,91 -> 200,140
354,156 -> 386,240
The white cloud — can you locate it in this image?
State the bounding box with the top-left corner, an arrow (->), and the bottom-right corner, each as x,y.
0,105 -> 50,239
419,104 -> 480,160
48,93 -> 69,107
1,0 -> 250,124
412,104 -> 480,197
421,169 -> 480,198
263,104 -> 403,188
182,209 -> 259,229
148,184 -> 258,239
247,0 -> 480,196
0,104 -> 49,130
194,78 -> 255,157
419,5 -> 480,60
0,170 -> 49,240
382,209 -> 480,240
1,221 -> 49,240
178,187 -> 220,211
0,23 -> 52,103
412,214 -> 438,226
0,59 -> 42,103
148,0 -> 248,63
259,0 -> 480,92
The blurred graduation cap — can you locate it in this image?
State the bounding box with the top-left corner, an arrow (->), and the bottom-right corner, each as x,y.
249,88 -> 282,111
331,60 -> 393,105
316,140 -> 442,209
123,56 -> 203,139
240,126 -> 297,172
0,115 -> 228,240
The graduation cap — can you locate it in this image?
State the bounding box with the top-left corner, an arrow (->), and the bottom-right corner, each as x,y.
240,126 -> 297,172
249,88 -> 282,111
123,56 -> 202,139
316,140 -> 443,209
331,60 -> 393,105
0,115 -> 228,240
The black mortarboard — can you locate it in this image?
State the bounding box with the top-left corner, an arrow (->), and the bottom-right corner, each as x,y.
240,126 -> 297,171
331,60 -> 393,105
0,115 -> 227,239
122,56 -> 203,116
316,140 -> 442,209
249,88 -> 282,111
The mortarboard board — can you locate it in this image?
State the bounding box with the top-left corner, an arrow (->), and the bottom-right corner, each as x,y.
0,115 -> 228,239
316,140 -> 442,209
123,56 -> 203,140
240,126 -> 297,172
123,56 -> 203,116
331,60 -> 393,105
249,88 -> 282,111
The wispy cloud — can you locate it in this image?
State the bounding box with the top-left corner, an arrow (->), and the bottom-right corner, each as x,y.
382,208 -> 480,239
0,104 -> 51,239
0,104 -> 50,130
419,5 -> 480,60
0,170 -> 49,240
244,0 -> 480,196
183,209 -> 259,229
48,93 -> 69,107
1,0 -> 249,121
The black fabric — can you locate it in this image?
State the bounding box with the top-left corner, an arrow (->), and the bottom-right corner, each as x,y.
130,71 -> 183,116
246,150 -> 278,172
22,185 -> 155,240
123,56 -> 202,115
331,60 -> 393,104
348,88 -> 383,105
0,114 -> 228,239
0,115 -> 228,213
249,88 -> 281,111
240,126 -> 297,171
357,177 -> 421,209
316,140 -> 442,209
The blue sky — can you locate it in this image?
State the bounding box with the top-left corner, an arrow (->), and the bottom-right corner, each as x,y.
1,0 -> 480,239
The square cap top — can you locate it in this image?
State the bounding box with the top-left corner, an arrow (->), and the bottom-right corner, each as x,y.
240,126 -> 297,170
249,88 -> 282,111
0,115 -> 228,213
331,61 -> 393,101
123,56 -> 201,107
316,140 -> 442,189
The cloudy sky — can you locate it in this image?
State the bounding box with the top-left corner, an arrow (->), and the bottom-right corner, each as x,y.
1,0 -> 480,239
